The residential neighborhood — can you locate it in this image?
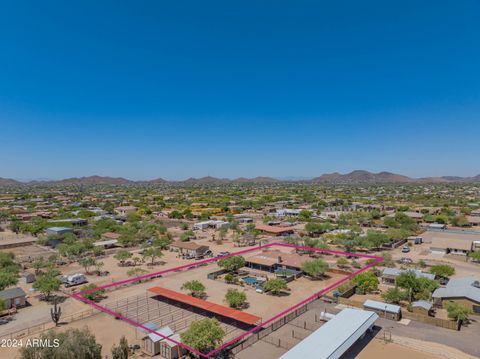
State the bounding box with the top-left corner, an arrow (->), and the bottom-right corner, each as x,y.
0,179 -> 480,358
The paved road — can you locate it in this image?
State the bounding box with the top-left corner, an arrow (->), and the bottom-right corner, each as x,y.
375,315 -> 480,358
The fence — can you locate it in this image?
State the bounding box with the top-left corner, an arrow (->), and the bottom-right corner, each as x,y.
229,300 -> 311,355
402,311 -> 460,330
0,308 -> 100,341
338,297 -> 460,330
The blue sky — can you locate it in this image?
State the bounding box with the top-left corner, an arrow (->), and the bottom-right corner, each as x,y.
1,1 -> 479,180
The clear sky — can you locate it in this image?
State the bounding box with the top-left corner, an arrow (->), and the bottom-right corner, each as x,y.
1,1 -> 479,180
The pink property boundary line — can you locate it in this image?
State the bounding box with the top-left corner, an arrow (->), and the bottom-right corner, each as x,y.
72,243 -> 383,358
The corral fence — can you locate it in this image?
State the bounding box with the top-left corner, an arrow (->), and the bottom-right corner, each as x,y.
229,299 -> 311,355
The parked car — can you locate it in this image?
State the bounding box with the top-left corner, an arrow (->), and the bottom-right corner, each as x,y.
399,257 -> 413,264
217,251 -> 230,257
401,245 -> 410,253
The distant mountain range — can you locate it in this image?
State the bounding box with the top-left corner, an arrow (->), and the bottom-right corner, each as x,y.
1,171 -> 480,186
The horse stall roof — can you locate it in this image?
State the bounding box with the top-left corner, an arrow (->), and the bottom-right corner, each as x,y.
147,286 -> 262,325
280,308 -> 378,359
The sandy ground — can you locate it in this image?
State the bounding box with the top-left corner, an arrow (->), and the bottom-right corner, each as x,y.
0,312 -> 142,359
355,339 -> 446,359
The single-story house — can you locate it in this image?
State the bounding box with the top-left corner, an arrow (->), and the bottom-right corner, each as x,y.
275,209 -> 301,217
48,218 -> 87,226
169,241 -> 210,258
467,216 -> 480,227
432,276 -> 480,315
0,287 -> 27,309
93,239 -> 119,249
381,268 -> 435,285
363,299 -> 401,321
193,220 -> 229,230
412,300 -> 434,316
46,226 -> 73,236
420,230 -> 478,256
114,206 -> 137,216
255,224 -> 294,236
245,250 -> 310,273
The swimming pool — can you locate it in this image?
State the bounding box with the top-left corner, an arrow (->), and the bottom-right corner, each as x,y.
242,276 -> 257,285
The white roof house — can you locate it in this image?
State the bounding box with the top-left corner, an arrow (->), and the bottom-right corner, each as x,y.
382,268 -> 435,281
280,308 -> 378,359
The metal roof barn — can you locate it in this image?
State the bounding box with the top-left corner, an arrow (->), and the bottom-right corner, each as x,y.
280,308 -> 378,359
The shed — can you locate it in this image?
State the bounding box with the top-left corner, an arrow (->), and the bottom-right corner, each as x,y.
0,287 -> 27,309
157,333 -> 186,359
412,300 -> 434,316
142,326 -> 174,356
363,299 -> 401,320
21,272 -> 36,284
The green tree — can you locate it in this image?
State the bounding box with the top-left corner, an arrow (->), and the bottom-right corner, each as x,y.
180,318 -> 225,354
142,247 -> 163,265
126,267 -> 148,277
217,256 -> 246,272
429,265 -> 455,279
380,252 -> 395,268
114,250 -> 132,266
302,259 -> 329,279
79,256 -> 96,274
0,271 -> 19,291
20,327 -> 102,359
33,269 -> 61,301
351,271 -> 379,294
151,236 -> 172,249
304,222 -> 332,236
446,301 -> 472,322
451,215 -> 469,227
468,251 -> 480,262
381,287 -> 406,304
80,284 -> 106,302
224,288 -> 247,308
263,278 -> 288,295
224,273 -> 236,283
298,210 -> 312,221
395,270 -> 420,303
181,280 -> 206,298
32,257 -> 48,275
111,336 -> 129,359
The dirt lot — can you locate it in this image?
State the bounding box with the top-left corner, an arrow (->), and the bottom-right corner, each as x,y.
0,312 -> 141,359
